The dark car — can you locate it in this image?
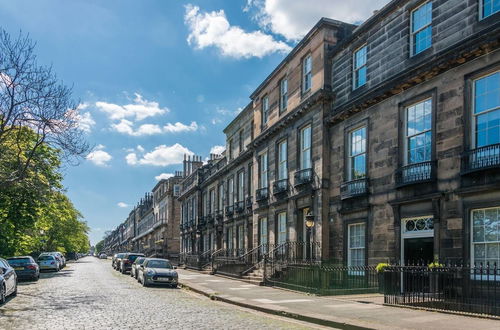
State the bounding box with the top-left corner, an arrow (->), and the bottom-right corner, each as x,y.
113,253 -> 126,270
6,256 -> 39,281
137,258 -> 178,288
130,257 -> 146,279
0,258 -> 17,305
119,253 -> 145,274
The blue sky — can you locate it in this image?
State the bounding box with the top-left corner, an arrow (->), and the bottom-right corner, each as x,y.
0,0 -> 389,245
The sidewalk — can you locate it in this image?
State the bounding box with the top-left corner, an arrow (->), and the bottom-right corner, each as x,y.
178,269 -> 499,330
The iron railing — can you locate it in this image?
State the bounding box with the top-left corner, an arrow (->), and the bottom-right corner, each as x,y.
255,187 -> 269,201
225,205 -> 234,217
384,263 -> 500,317
273,179 -> 289,194
184,251 -> 212,270
215,210 -> 224,220
245,196 -> 253,209
340,178 -> 368,200
235,201 -> 245,213
462,143 -> 500,173
396,161 -> 435,186
294,168 -> 313,186
207,214 -> 215,226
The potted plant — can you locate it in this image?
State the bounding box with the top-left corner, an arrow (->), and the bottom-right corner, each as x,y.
428,261 -> 444,293
376,263 -> 390,294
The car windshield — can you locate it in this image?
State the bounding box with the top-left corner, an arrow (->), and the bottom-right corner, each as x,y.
117,253 -> 125,258
7,258 -> 31,265
135,257 -> 145,264
38,256 -> 54,261
128,255 -> 142,262
146,260 -> 172,269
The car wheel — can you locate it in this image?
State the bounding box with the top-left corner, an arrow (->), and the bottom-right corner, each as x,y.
0,285 -> 5,305
141,277 -> 148,287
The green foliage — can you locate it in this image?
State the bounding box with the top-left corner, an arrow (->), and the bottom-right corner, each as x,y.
0,127 -> 89,257
95,240 -> 104,254
428,261 -> 444,268
376,263 -> 390,273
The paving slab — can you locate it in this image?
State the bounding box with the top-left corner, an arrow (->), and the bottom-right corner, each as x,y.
178,268 -> 500,330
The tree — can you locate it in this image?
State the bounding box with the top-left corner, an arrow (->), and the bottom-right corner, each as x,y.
95,240 -> 104,254
0,28 -> 89,186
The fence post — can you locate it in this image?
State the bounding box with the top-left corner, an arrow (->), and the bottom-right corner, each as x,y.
263,255 -> 268,283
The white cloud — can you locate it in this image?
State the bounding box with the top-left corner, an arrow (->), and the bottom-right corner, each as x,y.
77,112 -> 96,133
117,202 -> 129,208
136,145 -> 145,153
248,0 -> 391,41
111,119 -> 198,136
163,121 -> 198,133
155,173 -> 174,181
126,143 -> 193,167
184,4 -> 291,59
96,93 -> 169,121
210,145 -> 225,155
86,145 -> 112,167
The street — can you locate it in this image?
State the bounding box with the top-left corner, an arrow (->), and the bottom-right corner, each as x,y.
0,257 -> 314,330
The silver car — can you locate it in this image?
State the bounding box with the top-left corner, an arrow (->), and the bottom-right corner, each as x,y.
38,255 -> 59,272
137,258 -> 178,288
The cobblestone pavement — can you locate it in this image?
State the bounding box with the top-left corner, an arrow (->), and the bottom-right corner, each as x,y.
0,257 -> 316,330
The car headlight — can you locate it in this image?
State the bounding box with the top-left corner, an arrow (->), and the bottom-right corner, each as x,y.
146,269 -> 155,276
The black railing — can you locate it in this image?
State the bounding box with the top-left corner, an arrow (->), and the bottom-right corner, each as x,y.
188,220 -> 195,230
462,143 -> 500,174
197,217 -> 206,230
245,196 -> 253,209
207,214 -> 214,225
225,205 -> 234,217
273,179 -> 289,195
255,187 -> 269,201
235,201 -> 245,213
216,210 -> 224,220
395,161 -> 435,186
384,263 -> 500,317
340,178 -> 368,200
185,251 -> 212,270
294,168 -> 313,186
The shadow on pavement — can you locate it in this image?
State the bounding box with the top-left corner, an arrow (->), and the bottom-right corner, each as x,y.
40,269 -> 74,279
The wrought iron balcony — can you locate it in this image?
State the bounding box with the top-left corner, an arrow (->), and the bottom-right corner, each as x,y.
255,187 -> 269,201
225,205 -> 234,216
215,210 -> 224,220
294,168 -> 313,186
395,161 -> 435,187
340,178 -> 368,200
273,179 -> 289,195
462,143 -> 500,174
197,217 -> 206,230
245,196 -> 253,209
235,201 -> 245,213
207,213 -> 214,225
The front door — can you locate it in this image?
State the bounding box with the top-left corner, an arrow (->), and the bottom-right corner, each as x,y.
404,237 -> 433,265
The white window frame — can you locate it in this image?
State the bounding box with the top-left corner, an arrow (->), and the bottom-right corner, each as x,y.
277,212 -> 287,245
410,1 -> 433,56
348,126 -> 367,180
470,207 -> 500,276
259,152 -> 268,188
237,170 -> 245,202
299,125 -> 312,170
471,70 -> 500,148
209,189 -> 215,214
280,78 -> 288,112
404,98 -> 433,165
260,217 -> 268,252
278,140 -> 288,180
347,223 -> 366,274
302,55 -> 312,93
173,184 -> 180,197
218,184 -> 224,211
228,177 -> 234,206
262,95 -> 269,125
353,45 -> 367,89
238,225 -> 245,251
480,0 -> 500,20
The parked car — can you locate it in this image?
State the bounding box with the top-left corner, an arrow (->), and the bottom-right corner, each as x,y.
39,252 -> 65,269
6,256 -> 39,281
99,253 -> 107,259
38,255 -> 59,272
119,253 -> 145,274
137,258 -> 178,288
0,258 -> 17,305
130,257 -> 146,279
113,253 -> 126,270
66,252 -> 78,261
51,252 -> 66,267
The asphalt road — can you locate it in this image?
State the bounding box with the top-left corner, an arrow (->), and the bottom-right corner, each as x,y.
0,257 -> 314,330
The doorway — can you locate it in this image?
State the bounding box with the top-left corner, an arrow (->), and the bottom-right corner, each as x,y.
404,237 -> 433,265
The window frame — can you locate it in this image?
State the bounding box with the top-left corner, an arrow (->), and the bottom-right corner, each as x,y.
228,176 -> 235,206
410,1 -> 433,57
239,129 -> 244,154
277,139 -> 288,180
352,44 -> 368,90
347,125 -> 367,180
218,183 -> 224,210
470,206 -> 500,279
261,95 -> 269,126
347,222 -> 366,269
403,97 -> 433,165
471,70 -> 500,149
302,54 -> 312,94
277,212 -> 287,245
280,78 -> 288,113
259,152 -> 269,189
299,124 -> 312,170
479,0 -> 500,20
237,170 -> 245,202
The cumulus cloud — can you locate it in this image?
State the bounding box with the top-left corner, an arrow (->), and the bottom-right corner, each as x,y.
111,119 -> 198,136
95,93 -> 169,121
210,145 -> 226,155
163,121 -> 198,133
247,0 -> 390,41
184,4 -> 291,59
76,111 -> 96,133
117,202 -> 129,208
155,173 -> 174,181
86,144 -> 112,167
126,143 -> 193,166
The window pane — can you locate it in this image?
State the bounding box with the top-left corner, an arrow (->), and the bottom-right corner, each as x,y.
483,0 -> 500,18
475,72 -> 500,114
412,2 -> 432,32
352,154 -> 366,179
